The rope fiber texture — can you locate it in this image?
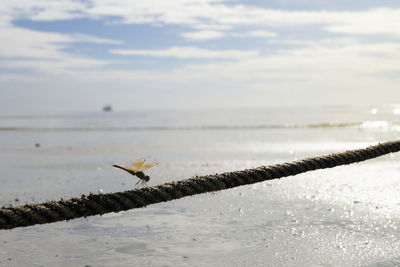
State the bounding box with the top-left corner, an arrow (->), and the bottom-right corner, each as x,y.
1,140 -> 400,230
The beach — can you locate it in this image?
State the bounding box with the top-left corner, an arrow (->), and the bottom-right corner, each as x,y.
1,106 -> 400,266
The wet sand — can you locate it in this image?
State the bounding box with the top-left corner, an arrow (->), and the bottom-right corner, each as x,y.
1,107 -> 400,266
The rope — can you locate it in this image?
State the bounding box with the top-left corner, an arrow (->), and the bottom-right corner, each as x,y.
1,140 -> 400,230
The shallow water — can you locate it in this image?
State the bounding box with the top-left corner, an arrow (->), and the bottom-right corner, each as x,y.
1,106 -> 400,266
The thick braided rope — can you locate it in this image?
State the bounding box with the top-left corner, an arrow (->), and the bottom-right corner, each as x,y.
1,140 -> 400,230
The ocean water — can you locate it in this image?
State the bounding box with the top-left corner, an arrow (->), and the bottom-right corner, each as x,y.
1,105 -> 400,266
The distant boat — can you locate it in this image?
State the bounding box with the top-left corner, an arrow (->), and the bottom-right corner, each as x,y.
102,105 -> 112,112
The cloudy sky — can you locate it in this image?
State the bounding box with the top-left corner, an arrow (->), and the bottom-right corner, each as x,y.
1,0 -> 400,114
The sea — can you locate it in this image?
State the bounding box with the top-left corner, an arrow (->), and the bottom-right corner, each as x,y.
1,105 -> 400,266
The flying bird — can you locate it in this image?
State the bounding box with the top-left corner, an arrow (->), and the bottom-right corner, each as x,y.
113,159 -> 157,187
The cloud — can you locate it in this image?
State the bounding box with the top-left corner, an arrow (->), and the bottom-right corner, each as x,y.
2,0 -> 400,111
110,46 -> 259,59
322,8 -> 400,37
230,30 -> 278,38
82,3 -> 400,38
181,29 -> 278,41
3,1 -> 400,38
99,38 -> 400,91
181,30 -> 225,41
177,38 -> 400,91
1,1 -> 400,81
68,34 -> 123,44
0,26 -> 121,59
3,36 -> 400,112
0,0 -> 87,24
0,25 -> 113,75
0,1 -> 122,74
33,38 -> 400,86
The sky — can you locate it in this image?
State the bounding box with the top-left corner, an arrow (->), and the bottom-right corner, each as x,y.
1,0 -> 400,114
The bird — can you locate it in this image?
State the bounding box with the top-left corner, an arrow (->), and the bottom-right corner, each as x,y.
113,159 -> 157,187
